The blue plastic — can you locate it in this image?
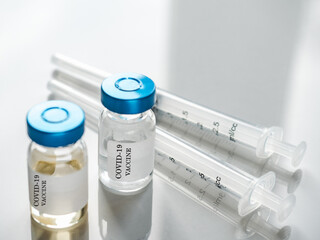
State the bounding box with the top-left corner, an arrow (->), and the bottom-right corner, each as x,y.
101,73 -> 156,114
27,100 -> 85,147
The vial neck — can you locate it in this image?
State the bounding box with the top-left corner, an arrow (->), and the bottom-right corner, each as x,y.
31,140 -> 81,156
106,109 -> 150,122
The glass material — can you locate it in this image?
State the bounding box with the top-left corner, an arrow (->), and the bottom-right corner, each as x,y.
98,109 -> 156,195
28,140 -> 88,228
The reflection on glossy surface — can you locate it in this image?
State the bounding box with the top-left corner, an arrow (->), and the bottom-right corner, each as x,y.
98,180 -> 153,240
31,211 -> 89,240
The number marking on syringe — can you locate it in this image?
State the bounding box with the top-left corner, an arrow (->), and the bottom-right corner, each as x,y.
157,110 -> 237,145
197,122 -> 204,130
157,108 -> 242,144
184,167 -> 195,186
212,121 -> 220,136
156,112 -> 246,168
168,158 -> 180,182
156,152 -> 227,192
169,170 -> 177,182
182,110 -> 188,118
199,172 -> 210,182
155,152 -> 234,215
195,122 -> 207,143
197,177 -> 211,200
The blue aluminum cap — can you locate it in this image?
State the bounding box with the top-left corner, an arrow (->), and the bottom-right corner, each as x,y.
101,73 -> 156,114
26,100 -> 85,147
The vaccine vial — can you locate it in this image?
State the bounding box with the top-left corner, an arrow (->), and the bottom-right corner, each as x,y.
99,73 -> 156,195
27,100 -> 88,228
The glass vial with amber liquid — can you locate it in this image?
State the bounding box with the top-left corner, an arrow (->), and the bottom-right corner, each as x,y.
27,100 -> 88,228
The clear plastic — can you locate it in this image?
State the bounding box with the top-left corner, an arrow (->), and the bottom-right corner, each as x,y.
154,108 -> 303,194
155,128 -> 295,222
28,140 -> 88,229
154,151 -> 291,240
156,89 -> 306,168
49,92 -> 291,240
50,70 -> 303,194
47,79 -> 296,221
51,53 -> 306,167
98,108 -> 156,195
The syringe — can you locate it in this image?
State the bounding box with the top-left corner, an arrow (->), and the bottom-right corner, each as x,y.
51,59 -> 303,194
154,151 -> 291,240
156,89 -> 306,168
154,108 -> 302,194
51,53 -> 306,167
48,92 -> 292,240
47,77 -> 296,221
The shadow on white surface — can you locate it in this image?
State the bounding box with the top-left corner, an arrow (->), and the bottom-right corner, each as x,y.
98,180 -> 153,240
167,0 -> 304,126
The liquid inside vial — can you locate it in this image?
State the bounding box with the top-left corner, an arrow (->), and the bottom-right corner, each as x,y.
28,142 -> 88,229
98,73 -> 156,195
99,110 -> 155,195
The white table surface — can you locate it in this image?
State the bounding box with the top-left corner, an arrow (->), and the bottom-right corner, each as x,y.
1,1 -> 319,239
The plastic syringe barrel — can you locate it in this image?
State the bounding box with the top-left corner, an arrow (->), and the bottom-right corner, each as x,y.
154,108 -> 303,193
48,92 -> 291,240
155,87 -> 305,168
48,77 -> 296,221
53,70 -> 302,194
51,53 -> 306,167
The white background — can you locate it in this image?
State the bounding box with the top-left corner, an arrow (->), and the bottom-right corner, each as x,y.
0,1 -> 320,239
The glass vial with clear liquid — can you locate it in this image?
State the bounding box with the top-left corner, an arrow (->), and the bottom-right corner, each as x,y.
99,73 -> 156,195
27,100 -> 88,228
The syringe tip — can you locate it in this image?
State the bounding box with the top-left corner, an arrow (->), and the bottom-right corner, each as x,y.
277,226 -> 291,240
291,141 -> 307,167
51,53 -> 61,63
287,169 -> 303,194
52,69 -> 59,78
278,194 -> 296,222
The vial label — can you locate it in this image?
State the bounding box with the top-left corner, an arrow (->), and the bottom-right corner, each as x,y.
28,164 -> 88,215
107,138 -> 154,182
